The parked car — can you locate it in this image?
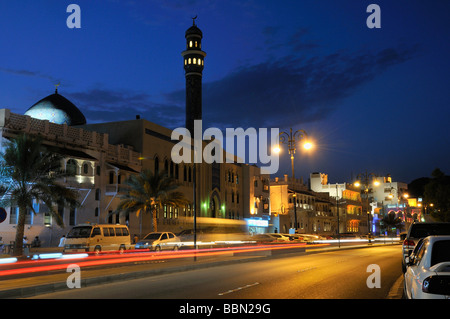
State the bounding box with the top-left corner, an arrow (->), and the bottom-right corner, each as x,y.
251,233 -> 280,243
402,222 -> 450,272
268,233 -> 290,242
135,232 -> 181,251
403,235 -> 450,299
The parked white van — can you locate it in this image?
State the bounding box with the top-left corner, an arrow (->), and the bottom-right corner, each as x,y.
64,224 -> 131,254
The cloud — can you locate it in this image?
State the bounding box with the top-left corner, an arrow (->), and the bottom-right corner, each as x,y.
67,88 -> 185,126
65,44 -> 417,132
166,44 -> 418,129
0,67 -> 60,83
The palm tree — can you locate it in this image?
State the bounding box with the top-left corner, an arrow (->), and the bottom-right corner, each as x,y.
0,133 -> 80,256
381,212 -> 403,237
112,169 -> 188,234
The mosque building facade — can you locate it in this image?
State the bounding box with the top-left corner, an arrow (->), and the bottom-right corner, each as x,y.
0,21 -> 272,247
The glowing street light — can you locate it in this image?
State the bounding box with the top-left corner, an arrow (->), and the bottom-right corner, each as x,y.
277,128 -> 313,232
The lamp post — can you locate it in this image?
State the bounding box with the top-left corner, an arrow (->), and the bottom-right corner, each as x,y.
274,128 -> 312,232
354,171 -> 379,243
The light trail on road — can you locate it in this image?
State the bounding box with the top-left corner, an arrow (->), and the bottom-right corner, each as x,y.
0,242 -> 329,277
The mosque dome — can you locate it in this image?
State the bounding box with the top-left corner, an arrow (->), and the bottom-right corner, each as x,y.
25,89 -> 86,126
185,24 -> 203,37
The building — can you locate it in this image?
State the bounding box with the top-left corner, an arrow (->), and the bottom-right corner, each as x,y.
270,175 -> 335,236
310,172 -> 364,236
0,21 -> 270,246
370,174 -> 413,234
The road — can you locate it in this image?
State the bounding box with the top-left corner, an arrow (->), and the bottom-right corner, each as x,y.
31,245 -> 403,299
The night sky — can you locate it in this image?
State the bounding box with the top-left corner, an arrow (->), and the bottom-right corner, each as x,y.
1,1 -> 449,185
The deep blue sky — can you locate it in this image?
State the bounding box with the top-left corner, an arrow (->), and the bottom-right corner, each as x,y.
0,0 -> 449,184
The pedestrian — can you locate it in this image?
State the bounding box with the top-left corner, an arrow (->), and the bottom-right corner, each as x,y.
58,235 -> 66,247
31,236 -> 41,247
133,234 -> 139,244
23,236 -> 28,245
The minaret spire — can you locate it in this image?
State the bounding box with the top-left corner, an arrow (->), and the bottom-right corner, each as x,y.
182,18 -> 206,136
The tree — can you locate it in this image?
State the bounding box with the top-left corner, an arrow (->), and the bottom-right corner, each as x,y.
381,212 -> 403,236
112,169 -> 189,234
0,133 -> 80,256
424,168 -> 450,222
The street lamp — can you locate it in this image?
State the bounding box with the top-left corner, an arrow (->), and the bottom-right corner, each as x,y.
275,128 -> 313,232
354,171 -> 380,243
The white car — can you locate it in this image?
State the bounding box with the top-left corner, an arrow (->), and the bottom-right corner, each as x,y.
403,235 -> 450,299
268,233 -> 290,242
135,232 -> 181,251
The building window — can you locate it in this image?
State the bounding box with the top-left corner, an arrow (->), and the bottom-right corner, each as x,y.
9,207 -> 17,224
44,212 -> 52,226
69,207 -> 76,226
109,171 -> 115,184
83,163 -> 89,174
189,41 -> 193,48
164,159 -> 169,174
66,159 -> 77,176
58,204 -> 64,222
154,156 -> 159,174
188,58 -> 191,64
184,59 -> 187,65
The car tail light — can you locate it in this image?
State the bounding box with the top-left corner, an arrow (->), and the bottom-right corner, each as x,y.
403,239 -> 415,251
422,276 -> 450,295
403,239 -> 415,247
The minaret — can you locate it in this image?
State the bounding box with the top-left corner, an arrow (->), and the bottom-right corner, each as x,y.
182,17 -> 206,135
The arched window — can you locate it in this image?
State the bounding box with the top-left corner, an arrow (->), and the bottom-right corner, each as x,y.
193,58 -> 197,64
164,159 -> 169,175
66,159 -> 77,176
154,156 -> 159,173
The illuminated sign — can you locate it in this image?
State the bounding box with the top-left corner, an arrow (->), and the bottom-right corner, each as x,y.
245,218 -> 269,227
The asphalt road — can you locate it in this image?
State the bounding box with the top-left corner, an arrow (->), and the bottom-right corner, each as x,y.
31,245 -> 403,299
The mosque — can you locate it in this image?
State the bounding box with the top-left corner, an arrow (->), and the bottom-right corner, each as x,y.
0,21 -> 272,246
